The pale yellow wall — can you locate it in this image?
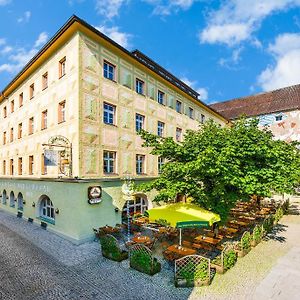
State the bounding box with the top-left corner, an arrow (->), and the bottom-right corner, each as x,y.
78,33 -> 226,179
0,33 -> 80,178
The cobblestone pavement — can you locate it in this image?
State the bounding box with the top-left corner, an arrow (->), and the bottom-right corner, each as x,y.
0,211 -> 191,300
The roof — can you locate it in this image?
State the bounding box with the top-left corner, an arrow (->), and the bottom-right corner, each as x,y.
0,15 -> 228,123
210,84 -> 300,120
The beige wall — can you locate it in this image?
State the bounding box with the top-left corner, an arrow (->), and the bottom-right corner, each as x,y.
0,33 -> 80,178
78,33 -> 226,179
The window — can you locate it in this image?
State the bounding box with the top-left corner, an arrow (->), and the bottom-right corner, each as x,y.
103,61 -> 115,81
40,196 -> 54,221
136,154 -> 145,174
10,159 -> 13,175
18,123 -> 22,139
11,100 -> 14,113
3,131 -> 6,145
275,115 -> 283,121
3,106 -> 7,118
19,93 -> 23,107
29,83 -> 34,99
2,161 -> 6,176
122,197 -> 148,219
103,103 -> 115,125
29,155 -> 34,175
18,157 -> 22,175
200,114 -> 206,124
59,57 -> 66,78
176,100 -> 182,113
42,72 -> 48,89
10,128 -> 13,142
41,110 -> 47,130
135,78 -> 144,95
41,153 -> 47,175
103,151 -> 116,174
176,127 -> 182,142
58,100 -> 66,123
157,121 -> 165,137
188,107 -> 194,119
135,113 -> 145,132
158,157 -> 165,174
29,117 -> 34,135
157,90 -> 165,105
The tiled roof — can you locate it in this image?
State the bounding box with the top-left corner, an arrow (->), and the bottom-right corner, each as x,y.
210,84 -> 300,120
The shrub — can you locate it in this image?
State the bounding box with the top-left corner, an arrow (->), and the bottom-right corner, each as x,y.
263,215 -> 274,233
252,225 -> 262,244
223,249 -> 237,270
194,259 -> 209,281
240,231 -> 251,251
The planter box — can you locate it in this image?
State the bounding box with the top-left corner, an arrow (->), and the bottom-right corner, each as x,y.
211,263 -> 225,274
175,278 -> 210,288
237,248 -> 250,257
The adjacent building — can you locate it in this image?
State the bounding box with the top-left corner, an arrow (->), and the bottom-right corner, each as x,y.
211,84 -> 300,143
0,15 -> 228,243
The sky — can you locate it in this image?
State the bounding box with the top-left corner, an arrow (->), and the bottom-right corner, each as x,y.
0,0 -> 300,104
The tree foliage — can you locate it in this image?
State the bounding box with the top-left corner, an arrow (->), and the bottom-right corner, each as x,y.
138,118 -> 300,221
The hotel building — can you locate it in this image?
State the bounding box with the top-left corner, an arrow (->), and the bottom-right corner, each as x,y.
0,16 -> 228,243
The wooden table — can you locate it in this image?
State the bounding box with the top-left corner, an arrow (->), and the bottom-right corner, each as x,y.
220,226 -> 238,234
238,216 -> 256,221
101,226 -> 120,234
194,235 -> 221,246
228,220 -> 249,228
167,244 -> 196,256
132,235 -> 151,244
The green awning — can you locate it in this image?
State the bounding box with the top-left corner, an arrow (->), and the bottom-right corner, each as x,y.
145,203 -> 220,228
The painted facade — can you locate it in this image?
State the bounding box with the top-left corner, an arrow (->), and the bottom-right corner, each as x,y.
0,16 -> 227,243
258,110 -> 300,143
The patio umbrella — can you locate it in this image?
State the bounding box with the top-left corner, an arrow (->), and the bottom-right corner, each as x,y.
145,203 -> 221,246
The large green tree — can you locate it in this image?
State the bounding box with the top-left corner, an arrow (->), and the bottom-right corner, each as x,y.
138,118 -> 300,221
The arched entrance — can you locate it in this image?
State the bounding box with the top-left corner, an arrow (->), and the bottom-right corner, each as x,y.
9,191 -> 15,207
121,194 -> 149,223
2,190 -> 7,204
17,193 -> 24,211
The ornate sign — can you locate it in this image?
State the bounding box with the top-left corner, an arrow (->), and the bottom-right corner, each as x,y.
44,149 -> 58,166
88,186 -> 102,205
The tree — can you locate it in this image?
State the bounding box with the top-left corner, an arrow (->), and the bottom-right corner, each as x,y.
138,118 -> 300,221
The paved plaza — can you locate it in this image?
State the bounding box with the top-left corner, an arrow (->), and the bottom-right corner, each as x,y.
0,198 -> 300,300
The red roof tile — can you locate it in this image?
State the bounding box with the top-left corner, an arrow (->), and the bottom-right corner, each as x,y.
210,84 -> 300,120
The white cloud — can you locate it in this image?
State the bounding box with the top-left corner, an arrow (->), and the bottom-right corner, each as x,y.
95,0 -> 127,19
200,0 -> 300,46
1,46 -> 12,54
0,0 -> 11,5
17,11 -> 31,23
218,47 -> 243,68
34,32 -> 48,48
145,0 -> 197,15
181,77 -> 208,101
0,38 -> 6,46
258,33 -> 300,91
0,33 -> 49,75
96,25 -> 131,48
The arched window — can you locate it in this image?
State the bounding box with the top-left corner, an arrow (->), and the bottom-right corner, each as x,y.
122,195 -> 148,223
40,196 -> 54,221
2,190 -> 6,204
17,193 -> 24,211
9,191 -> 15,207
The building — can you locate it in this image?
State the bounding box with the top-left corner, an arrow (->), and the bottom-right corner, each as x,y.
211,84 -> 300,143
0,16 -> 228,244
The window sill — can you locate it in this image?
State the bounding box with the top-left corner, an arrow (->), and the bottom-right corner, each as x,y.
38,216 -> 55,225
103,122 -> 117,127
103,77 -> 117,84
136,92 -> 146,97
103,173 -> 119,176
42,86 -> 48,91
58,120 -> 66,125
59,74 -> 66,79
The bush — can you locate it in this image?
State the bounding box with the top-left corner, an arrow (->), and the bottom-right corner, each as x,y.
223,249 -> 237,270
263,215 -> 274,233
252,225 -> 262,244
130,250 -> 161,275
274,207 -> 284,224
240,231 -> 251,251
100,235 -> 128,262
194,259 -> 209,281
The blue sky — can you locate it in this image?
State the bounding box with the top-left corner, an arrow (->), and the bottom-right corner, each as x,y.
0,0 -> 300,104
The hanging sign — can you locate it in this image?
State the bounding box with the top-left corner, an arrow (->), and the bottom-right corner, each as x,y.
44,150 -> 58,166
88,186 -> 102,204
